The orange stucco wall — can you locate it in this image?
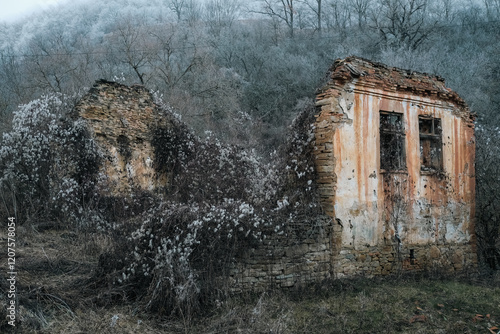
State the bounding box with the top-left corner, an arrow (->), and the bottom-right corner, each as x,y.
315,74 -> 476,276
332,82 -> 475,249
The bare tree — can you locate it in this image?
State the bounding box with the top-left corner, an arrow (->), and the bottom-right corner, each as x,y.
253,0 -> 297,37
21,26 -> 95,96
185,0 -> 203,25
0,49 -> 35,115
204,0 -> 242,35
371,0 -> 437,50
323,0 -> 351,31
483,0 -> 500,20
350,0 -> 372,28
148,24 -> 201,90
300,0 -> 323,32
431,0 -> 455,23
168,0 -> 187,22
109,17 -> 153,84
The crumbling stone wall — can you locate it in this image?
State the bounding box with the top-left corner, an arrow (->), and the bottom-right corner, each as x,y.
229,217 -> 334,291
75,80 -> 173,195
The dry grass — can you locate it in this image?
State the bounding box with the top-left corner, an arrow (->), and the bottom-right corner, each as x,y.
1,225 -> 500,333
283,278 -> 500,333
185,276 -> 500,333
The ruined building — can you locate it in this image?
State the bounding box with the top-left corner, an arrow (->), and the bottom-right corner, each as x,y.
75,80 -> 174,195
314,56 -> 476,276
76,56 -> 476,290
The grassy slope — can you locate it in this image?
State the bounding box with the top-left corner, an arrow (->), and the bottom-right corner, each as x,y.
1,227 -> 499,333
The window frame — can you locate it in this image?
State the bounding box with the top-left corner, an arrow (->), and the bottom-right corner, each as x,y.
379,111 -> 406,172
418,116 -> 443,173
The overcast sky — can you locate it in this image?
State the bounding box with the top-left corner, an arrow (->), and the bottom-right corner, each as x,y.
0,0 -> 69,23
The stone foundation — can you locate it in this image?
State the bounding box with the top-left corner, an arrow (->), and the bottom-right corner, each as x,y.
230,217 -> 477,291
332,243 -> 477,277
230,217 -> 334,291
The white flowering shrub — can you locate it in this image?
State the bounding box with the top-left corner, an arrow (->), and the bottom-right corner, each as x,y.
274,101 -> 323,221
176,132 -> 270,203
96,98 -> 327,317
151,100 -> 278,205
0,94 -> 101,222
101,199 -> 271,313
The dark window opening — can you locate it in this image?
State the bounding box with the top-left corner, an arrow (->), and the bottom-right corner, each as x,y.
410,249 -> 415,265
380,111 -> 406,171
419,117 -> 442,172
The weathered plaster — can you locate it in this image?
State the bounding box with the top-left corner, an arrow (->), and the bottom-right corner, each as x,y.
315,56 -> 476,276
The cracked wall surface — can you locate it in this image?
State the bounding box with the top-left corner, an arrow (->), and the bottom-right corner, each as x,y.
314,56 -> 476,276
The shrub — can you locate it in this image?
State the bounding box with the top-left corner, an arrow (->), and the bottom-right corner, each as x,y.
96,98 -> 325,317
106,199 -> 269,314
0,93 -> 101,224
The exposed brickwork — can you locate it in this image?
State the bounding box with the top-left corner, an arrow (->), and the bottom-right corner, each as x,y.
229,218 -> 334,291
75,80 -> 174,195
314,84 -> 353,217
323,56 -> 471,119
